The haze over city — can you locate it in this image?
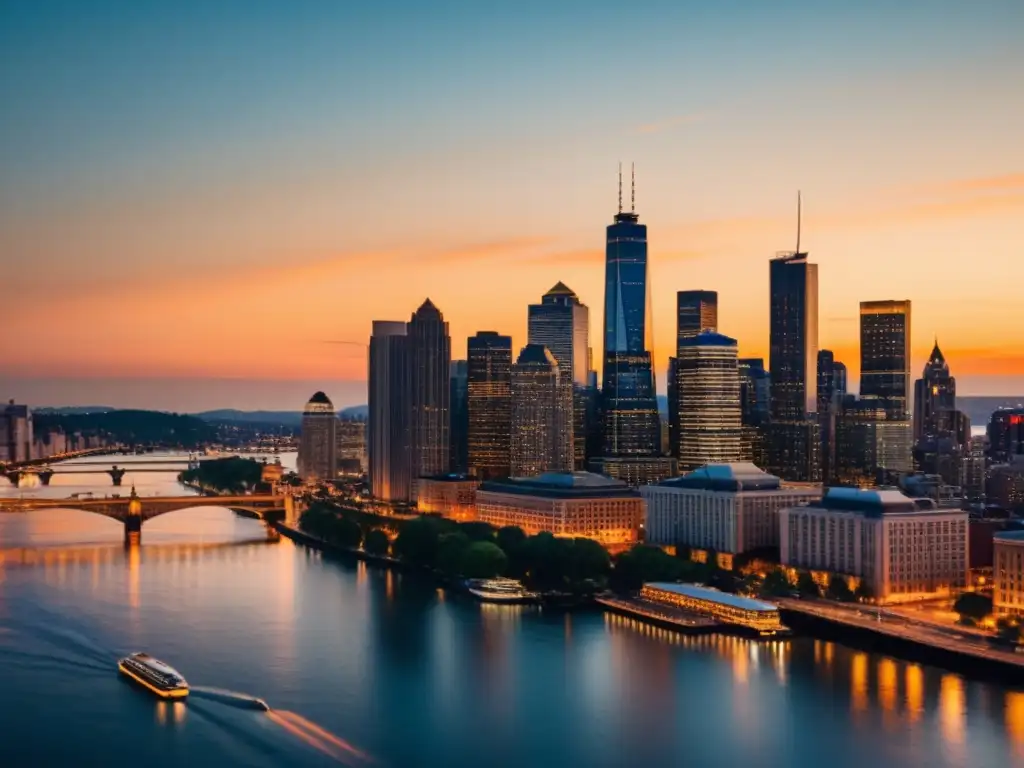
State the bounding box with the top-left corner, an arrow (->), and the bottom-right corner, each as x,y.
2,0 -> 1023,412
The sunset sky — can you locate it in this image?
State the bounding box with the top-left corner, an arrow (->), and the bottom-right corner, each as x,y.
2,1 -> 1023,411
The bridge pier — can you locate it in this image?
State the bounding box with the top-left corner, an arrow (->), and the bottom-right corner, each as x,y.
38,470 -> 54,486
108,466 -> 127,486
124,514 -> 142,544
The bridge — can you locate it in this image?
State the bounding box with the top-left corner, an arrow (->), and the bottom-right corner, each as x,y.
1,464 -> 192,487
1,488 -> 300,543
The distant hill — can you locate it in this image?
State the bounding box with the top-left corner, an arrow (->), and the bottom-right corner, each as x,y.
34,409 -> 217,448
958,396 -> 1024,429
195,406 -> 367,426
339,405 -> 368,419
33,406 -> 116,415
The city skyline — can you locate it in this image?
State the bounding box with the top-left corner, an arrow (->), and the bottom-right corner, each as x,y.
3,2 -> 1024,411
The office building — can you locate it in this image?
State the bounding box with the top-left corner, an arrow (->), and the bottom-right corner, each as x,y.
510,344 -> 573,477
779,488 -> 968,603
408,299 -> 452,493
641,463 -> 819,554
988,408 -> 1024,464
738,358 -> 770,468
336,416 -> 366,475
449,360 -> 469,474
467,331 -> 512,480
962,435 -> 988,504
994,531 -> 1024,616
834,396 -> 913,486
671,290 -> 718,461
817,350 -> 847,484
416,474 -> 481,522
0,401 -> 33,463
913,340 -> 957,441
599,166 -> 661,459
527,282 -> 590,468
368,320 -> 412,502
768,245 -> 820,482
475,471 -> 644,546
860,300 -> 911,418
297,392 -> 337,483
675,332 -> 742,472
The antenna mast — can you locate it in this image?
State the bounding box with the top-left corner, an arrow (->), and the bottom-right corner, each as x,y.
618,163 -> 623,214
796,190 -> 802,254
631,163 -> 636,213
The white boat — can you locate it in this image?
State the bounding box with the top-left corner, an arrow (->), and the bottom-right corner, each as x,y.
466,578 -> 534,603
118,652 -> 189,699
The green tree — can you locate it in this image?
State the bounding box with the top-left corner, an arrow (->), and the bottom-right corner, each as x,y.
796,570 -> 820,598
333,517 -> 363,549
436,532 -> 471,577
610,545 -> 683,593
854,581 -> 875,603
363,529 -> 390,557
760,569 -> 792,598
458,521 -> 497,542
827,575 -> 855,603
461,541 -> 508,579
566,538 -> 612,584
953,592 -> 993,624
521,532 -> 571,591
393,516 -> 444,568
996,617 -> 1022,644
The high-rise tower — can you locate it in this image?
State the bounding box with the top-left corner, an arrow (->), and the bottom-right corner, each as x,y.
408,299 -> 451,494
510,344 -> 573,477
676,331 -> 742,472
913,339 -> 957,440
600,164 -> 660,458
368,320 -> 411,502
298,391 -> 337,483
467,331 -> 512,480
860,300 -> 912,420
768,194 -> 821,481
670,290 -> 718,460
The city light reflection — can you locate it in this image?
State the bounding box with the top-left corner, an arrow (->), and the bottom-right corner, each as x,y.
905,664 -> 924,723
939,674 -> 966,747
851,653 -> 868,713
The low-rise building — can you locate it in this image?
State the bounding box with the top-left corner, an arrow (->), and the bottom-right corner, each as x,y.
416,474 -> 481,521
475,471 -> 644,546
641,463 -> 819,554
994,531 -> 1024,616
779,487 -> 968,603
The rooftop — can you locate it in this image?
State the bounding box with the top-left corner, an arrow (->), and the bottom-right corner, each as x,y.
817,487 -> 944,516
644,582 -> 779,613
479,471 -> 638,500
652,463 -> 794,493
677,331 -> 738,348
995,530 -> 1024,543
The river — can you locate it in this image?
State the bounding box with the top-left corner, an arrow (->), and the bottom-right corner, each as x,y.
0,453 -> 1022,767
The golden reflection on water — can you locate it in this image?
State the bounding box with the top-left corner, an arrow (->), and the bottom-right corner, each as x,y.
940,674 -> 966,745
851,653 -> 869,713
1006,692 -> 1024,757
878,658 -> 898,716
905,664 -> 924,723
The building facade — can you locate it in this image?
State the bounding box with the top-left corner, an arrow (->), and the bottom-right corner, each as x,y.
834,396 -> 913,486
449,360 -> 469,474
913,340 -> 957,441
475,471 -> 644,546
779,488 -> 968,603
768,251 -> 820,482
368,320 -> 412,502
527,282 -> 590,468
408,299 -> 452,492
0,401 -> 33,463
510,344 -> 573,477
738,358 -> 770,468
467,331 -> 512,481
670,290 -> 718,462
336,417 -> 366,475
600,172 -> 661,459
675,331 -> 742,472
416,474 -> 481,522
994,531 -> 1024,616
297,392 -> 337,483
816,349 -> 847,484
988,408 -> 1024,465
641,463 -> 819,554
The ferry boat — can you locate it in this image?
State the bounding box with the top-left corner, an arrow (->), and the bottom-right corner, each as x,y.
118,653 -> 189,699
466,578 -> 534,604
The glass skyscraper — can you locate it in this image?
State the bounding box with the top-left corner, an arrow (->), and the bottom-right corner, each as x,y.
467,331 -> 512,481
859,300 -> 912,420
671,290 -> 718,460
676,331 -> 742,472
600,192 -> 660,457
368,320 -> 412,502
768,251 -> 821,481
408,299 -> 451,493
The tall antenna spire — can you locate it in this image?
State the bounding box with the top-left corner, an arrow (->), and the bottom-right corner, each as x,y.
631,162 -> 636,213
795,190 -> 803,254
618,162 -> 623,214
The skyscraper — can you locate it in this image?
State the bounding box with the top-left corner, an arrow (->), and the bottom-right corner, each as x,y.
670,290 -> 718,461
913,339 -> 957,440
528,282 -> 590,468
817,350 -> 847,483
600,166 -> 660,458
408,299 -> 452,492
467,331 -> 512,481
860,300 -> 912,420
0,401 -> 33,463
368,320 -> 412,502
676,332 -> 742,471
298,392 -> 337,483
449,360 -> 469,473
527,282 -> 589,386
738,358 -> 770,468
768,215 -> 820,482
510,344 -> 573,477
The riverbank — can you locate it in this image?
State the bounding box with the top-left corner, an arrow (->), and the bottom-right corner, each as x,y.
780,599 -> 1024,685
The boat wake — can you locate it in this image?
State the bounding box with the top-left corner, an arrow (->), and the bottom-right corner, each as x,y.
267,710 -> 374,766
0,647 -> 108,675
190,686 -> 270,711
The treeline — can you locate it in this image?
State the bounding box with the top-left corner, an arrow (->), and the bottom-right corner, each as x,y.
35,410 -> 217,448
298,502 -> 877,602
179,457 -> 264,493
